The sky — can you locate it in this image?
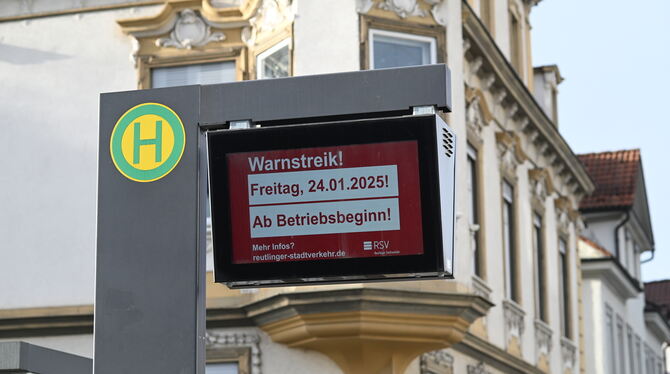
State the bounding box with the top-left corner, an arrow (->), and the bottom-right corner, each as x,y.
530,0 -> 670,282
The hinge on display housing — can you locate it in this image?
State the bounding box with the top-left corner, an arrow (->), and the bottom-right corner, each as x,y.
412,106 -> 436,115
228,120 -> 252,129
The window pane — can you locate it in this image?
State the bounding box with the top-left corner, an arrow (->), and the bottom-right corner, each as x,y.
533,213 -> 545,321
151,61 -> 236,88
605,307 -> 616,374
559,238 -> 570,338
467,144 -> 480,276
617,317 -> 625,373
206,362 -> 238,374
502,181 -> 516,302
259,43 -> 290,79
372,32 -> 434,69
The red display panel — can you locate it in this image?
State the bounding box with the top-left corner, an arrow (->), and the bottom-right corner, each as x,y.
226,141 -> 424,264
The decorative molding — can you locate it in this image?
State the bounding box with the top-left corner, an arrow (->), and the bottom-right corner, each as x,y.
378,0 -> 427,19
560,337 -> 577,373
496,131 -> 527,177
156,9 -> 226,49
242,0 -> 294,47
425,0 -> 448,26
471,275 -> 492,300
258,289 -> 493,374
503,299 -> 525,345
357,0 -> 375,13
466,361 -> 490,374
528,168 -> 555,203
454,333 -> 544,374
534,319 -> 553,364
461,2 -> 595,197
554,196 -> 578,232
206,331 -> 262,374
357,0 -> 447,26
465,88 -> 491,138
421,349 -> 454,374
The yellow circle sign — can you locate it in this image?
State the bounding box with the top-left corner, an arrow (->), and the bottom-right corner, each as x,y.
110,103 -> 186,182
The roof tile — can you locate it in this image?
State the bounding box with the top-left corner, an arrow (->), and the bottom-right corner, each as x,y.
644,279 -> 670,319
577,149 -> 640,210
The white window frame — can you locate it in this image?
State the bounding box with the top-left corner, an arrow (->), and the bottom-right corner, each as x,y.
368,28 -> 437,69
256,38 -> 291,80
502,180 -> 517,302
466,143 -> 481,277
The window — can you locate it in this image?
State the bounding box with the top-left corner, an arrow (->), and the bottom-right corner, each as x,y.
636,335 -> 643,374
502,181 -> 518,302
633,243 -> 640,279
616,316 -> 626,374
369,29 -> 436,69
605,306 -> 616,374
467,144 -> 482,277
257,39 -> 291,79
480,0 -> 495,34
533,213 -> 546,321
206,362 -> 238,374
508,11 -> 522,73
558,238 -> 570,337
151,61 -> 236,88
628,326 -> 636,374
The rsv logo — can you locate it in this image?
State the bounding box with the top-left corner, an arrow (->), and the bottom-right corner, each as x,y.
110,103 -> 185,182
363,240 -> 389,250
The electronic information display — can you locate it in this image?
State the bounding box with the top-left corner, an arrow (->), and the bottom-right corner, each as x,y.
207,114 -> 455,287
227,141 -> 424,264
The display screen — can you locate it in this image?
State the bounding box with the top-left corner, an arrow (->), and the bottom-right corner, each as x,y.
226,141 -> 424,264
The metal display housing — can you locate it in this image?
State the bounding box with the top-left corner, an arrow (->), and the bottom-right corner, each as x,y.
207,114 -> 456,288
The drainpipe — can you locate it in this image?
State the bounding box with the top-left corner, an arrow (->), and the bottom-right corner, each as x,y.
641,245 -> 655,264
614,210 -> 630,260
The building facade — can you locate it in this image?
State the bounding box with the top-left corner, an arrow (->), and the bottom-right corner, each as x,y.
0,0 -> 599,373
578,150 -> 669,374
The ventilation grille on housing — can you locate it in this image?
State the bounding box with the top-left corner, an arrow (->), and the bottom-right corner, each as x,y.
442,127 -> 454,158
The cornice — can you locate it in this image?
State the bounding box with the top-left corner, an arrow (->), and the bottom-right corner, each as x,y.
461,1 -> 595,198
0,289 -> 493,339
643,310 -> 670,343
581,258 -> 642,299
453,332 -> 543,374
117,0 -> 262,34
0,305 -> 93,338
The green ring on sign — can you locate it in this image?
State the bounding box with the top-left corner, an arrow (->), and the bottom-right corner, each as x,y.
110,103 -> 186,182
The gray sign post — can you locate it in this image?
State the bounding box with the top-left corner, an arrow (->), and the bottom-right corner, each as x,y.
96,65 -> 451,374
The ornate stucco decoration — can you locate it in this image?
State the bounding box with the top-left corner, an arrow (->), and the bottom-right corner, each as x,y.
528,168 -> 555,203
421,350 -> 454,374
502,299 -> 525,351
555,196 -> 579,231
534,319 -> 553,366
206,331 -> 262,374
379,0 -> 426,18
242,0 -> 294,47
496,131 -> 527,178
424,0 -> 448,26
357,0 -> 447,26
560,337 -> 577,373
465,87 -> 493,138
466,362 -> 490,374
156,9 -> 226,49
